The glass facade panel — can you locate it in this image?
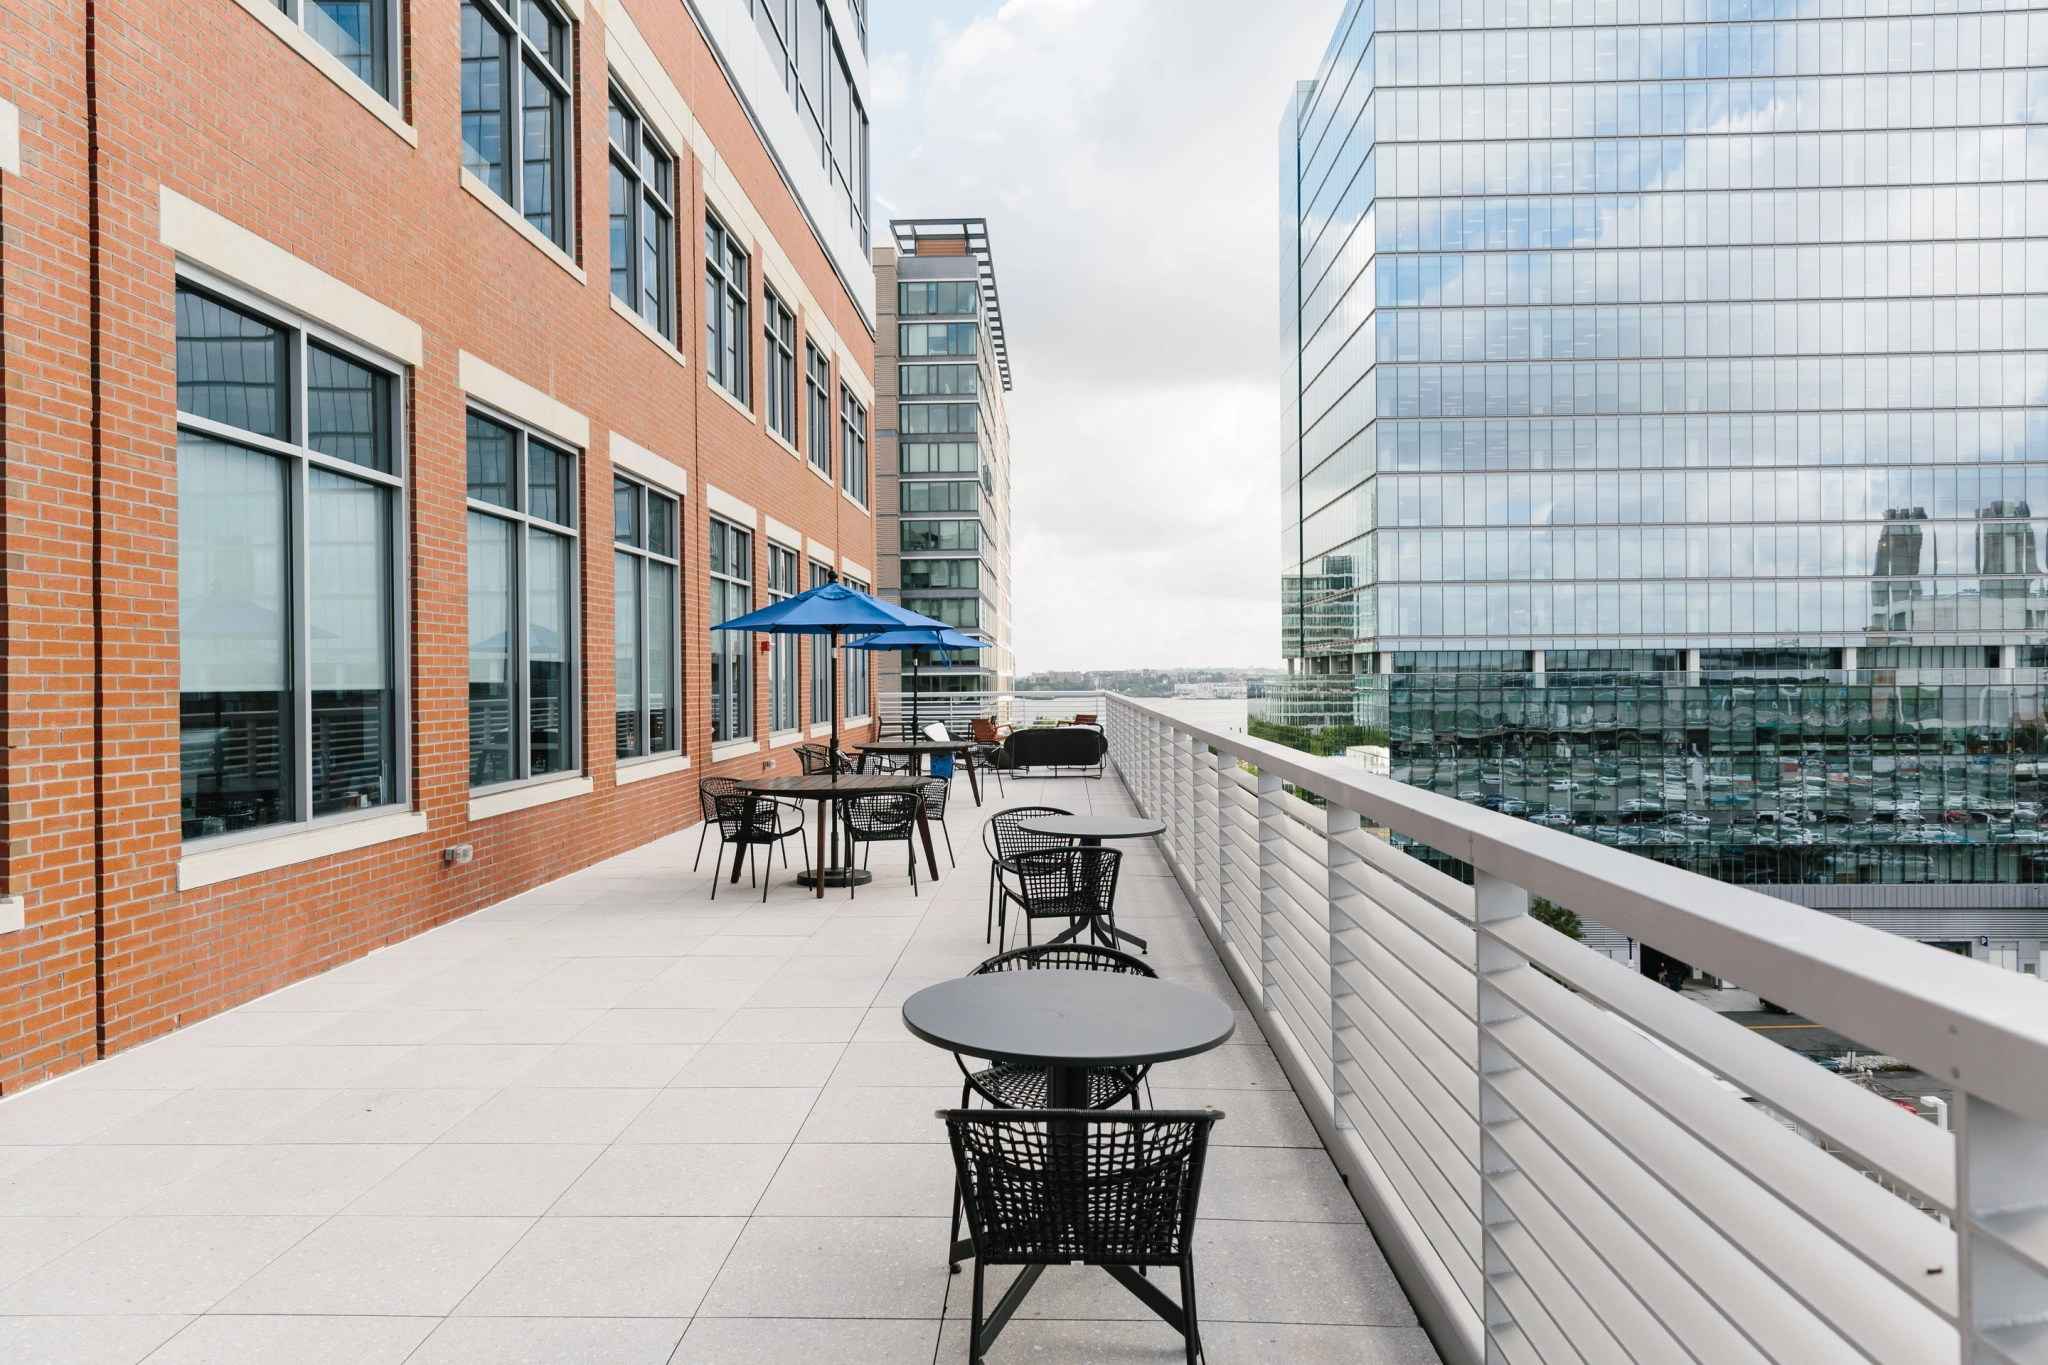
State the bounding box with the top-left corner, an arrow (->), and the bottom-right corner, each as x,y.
179,433 -> 291,838
1274,0 -> 2048,892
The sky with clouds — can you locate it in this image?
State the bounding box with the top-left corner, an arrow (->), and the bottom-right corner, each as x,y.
868,0 -> 1348,672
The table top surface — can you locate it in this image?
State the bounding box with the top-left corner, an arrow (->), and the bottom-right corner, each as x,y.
901,971 -> 1234,1068
732,774 -> 930,797
1018,815 -> 1166,841
853,740 -> 973,754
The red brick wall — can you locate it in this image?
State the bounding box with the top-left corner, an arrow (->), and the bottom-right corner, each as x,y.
0,0 -> 877,1091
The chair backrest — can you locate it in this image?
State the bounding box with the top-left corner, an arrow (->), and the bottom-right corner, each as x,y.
971,943 -> 1155,977
698,776 -> 739,820
709,791 -> 770,839
843,791 -> 918,837
971,718 -> 1001,743
1009,847 -> 1122,918
795,744 -> 836,775
943,1109 -> 1221,1265
1072,714 -> 1098,725
919,776 -> 949,818
982,805 -> 1073,863
923,722 -> 951,742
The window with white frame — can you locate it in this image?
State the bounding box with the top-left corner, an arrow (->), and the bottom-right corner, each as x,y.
467,412 -> 579,788
805,342 -> 832,477
175,281 -> 405,841
709,517 -> 753,741
461,0 -> 573,249
808,559 -> 833,723
842,576 -> 871,718
614,475 -> 680,760
840,384 -> 867,505
764,289 -> 797,444
767,544 -> 801,732
705,216 -> 750,401
609,86 -> 676,338
273,0 -> 397,100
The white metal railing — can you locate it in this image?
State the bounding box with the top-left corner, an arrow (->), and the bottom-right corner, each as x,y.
1106,693 -> 2048,1365
877,689 -> 1106,737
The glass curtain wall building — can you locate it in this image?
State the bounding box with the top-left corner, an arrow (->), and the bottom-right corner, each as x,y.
872,219 -> 1015,698
1269,0 -> 2048,958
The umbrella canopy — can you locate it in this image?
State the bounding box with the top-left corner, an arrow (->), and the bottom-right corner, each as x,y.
842,627 -> 986,652
711,582 -> 947,636
844,628 -> 988,739
707,582 -> 949,758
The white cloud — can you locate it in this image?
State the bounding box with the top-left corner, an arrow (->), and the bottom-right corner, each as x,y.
874,0 -> 1347,670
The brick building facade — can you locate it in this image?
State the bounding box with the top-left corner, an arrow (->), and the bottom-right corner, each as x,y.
0,0 -> 876,1092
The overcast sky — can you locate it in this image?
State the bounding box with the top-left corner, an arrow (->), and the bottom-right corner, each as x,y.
868,0 -> 1348,673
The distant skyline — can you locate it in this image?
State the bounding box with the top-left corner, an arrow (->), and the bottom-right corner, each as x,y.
868,0 -> 1348,673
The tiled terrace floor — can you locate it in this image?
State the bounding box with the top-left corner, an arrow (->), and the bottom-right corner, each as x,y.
0,772 -> 1436,1365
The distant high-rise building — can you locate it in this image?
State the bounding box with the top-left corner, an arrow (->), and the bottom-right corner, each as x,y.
873,220 -> 1015,700
1268,0 -> 2048,964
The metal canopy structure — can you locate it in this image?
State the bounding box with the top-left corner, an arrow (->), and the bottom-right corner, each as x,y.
890,217 -> 1012,391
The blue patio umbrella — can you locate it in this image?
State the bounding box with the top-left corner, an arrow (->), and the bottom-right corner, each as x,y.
712,581 -> 949,758
845,627 -> 987,739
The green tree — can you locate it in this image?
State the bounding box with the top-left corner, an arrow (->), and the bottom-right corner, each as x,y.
1531,898 -> 1583,941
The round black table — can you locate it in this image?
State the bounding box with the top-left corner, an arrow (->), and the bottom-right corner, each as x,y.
901,970 -> 1234,1108
1018,814 -> 1165,847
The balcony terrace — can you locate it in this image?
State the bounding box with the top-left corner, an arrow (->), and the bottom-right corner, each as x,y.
0,756 -> 1429,1364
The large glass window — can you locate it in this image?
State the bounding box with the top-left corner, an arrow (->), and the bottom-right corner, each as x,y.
904,596 -> 980,630
608,87 -> 675,339
467,413 -> 578,789
900,441 -> 977,475
902,558 -> 979,590
461,0 -> 573,249
808,559 -> 833,723
176,283 -> 403,842
902,520 -> 980,553
274,0 -> 395,100
614,475 -> 680,761
840,385 -> 868,505
805,343 -> 832,476
900,403 -> 977,435
709,517 -> 753,742
764,290 -> 797,444
900,480 -> 978,513
898,281 -> 978,316
767,544 -> 801,732
898,323 -> 977,357
706,217 -> 750,401
842,577 -> 871,718
899,364 -> 977,396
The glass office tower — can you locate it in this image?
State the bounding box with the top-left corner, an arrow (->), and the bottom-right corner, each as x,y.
1268,0 -> 2048,957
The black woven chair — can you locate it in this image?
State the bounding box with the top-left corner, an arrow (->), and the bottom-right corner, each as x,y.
693,777 -> 740,871
982,805 -> 1072,947
944,1108 -> 1223,1365
956,945 -> 1157,1111
920,777 -> 955,867
842,791 -> 922,897
706,791 -> 808,902
795,743 -> 855,776
1008,847 -> 1123,951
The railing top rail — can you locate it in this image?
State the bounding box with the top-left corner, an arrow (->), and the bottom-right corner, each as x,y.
1107,692 -> 2048,1130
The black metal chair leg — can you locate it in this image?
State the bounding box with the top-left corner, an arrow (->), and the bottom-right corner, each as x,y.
709,840 -> 723,900
1182,1262 -> 1203,1365
693,823 -> 710,870
942,823 -> 955,867
970,1262 -> 987,1365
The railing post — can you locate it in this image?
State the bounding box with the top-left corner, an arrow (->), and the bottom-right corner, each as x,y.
1173,730 -> 1197,870
1473,871 -> 1531,1362
1324,800 -> 1361,1122
1195,742 -> 1224,932
1254,767 -> 1285,1016
1959,1094 -> 2048,1364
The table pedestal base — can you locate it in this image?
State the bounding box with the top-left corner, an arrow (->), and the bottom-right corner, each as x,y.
796,867 -> 873,888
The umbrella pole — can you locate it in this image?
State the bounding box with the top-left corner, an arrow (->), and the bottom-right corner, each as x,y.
911,651 -> 920,740
830,631 -> 841,876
